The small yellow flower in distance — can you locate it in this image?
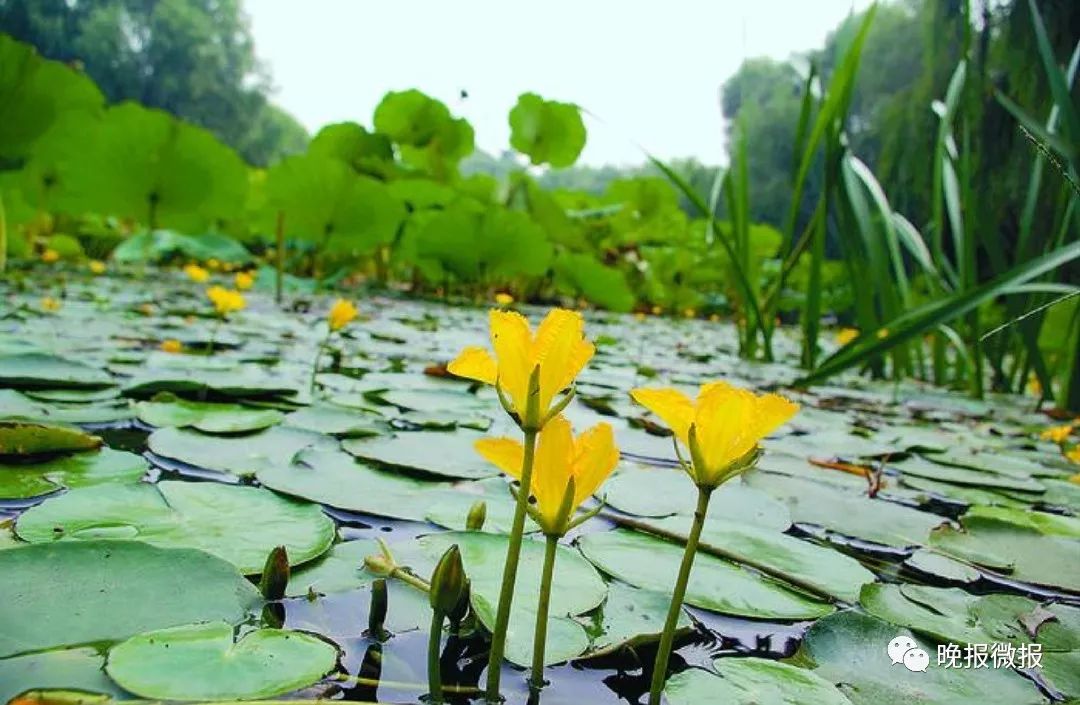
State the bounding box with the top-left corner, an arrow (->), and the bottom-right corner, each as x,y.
1028,374 -> 1043,398
495,292 -> 514,307
448,308 -> 595,427
876,328 -> 889,339
40,297 -> 62,312
138,303 -> 156,316
206,285 -> 246,316
235,271 -> 255,291
836,328 -> 859,346
630,381 -> 798,488
88,260 -> 106,275
651,305 -> 662,316
160,339 -> 183,354
184,263 -> 209,283
41,249 -> 60,263
207,258 -> 221,271
475,416 -> 618,535
1041,424 -> 1074,444
709,313 -> 720,322
634,312 -> 647,321
328,298 -> 358,332
1067,447 -> 1080,468
683,308 -> 696,318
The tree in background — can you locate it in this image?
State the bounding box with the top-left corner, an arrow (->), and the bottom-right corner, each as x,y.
0,0 -> 307,166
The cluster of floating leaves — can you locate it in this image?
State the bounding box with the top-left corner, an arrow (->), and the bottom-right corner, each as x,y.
0,267 -> 1078,704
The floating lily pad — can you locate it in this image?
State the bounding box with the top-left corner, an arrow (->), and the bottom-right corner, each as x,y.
790,610 -> 1046,705
963,504 -> 1080,539
0,353 -> 114,389
16,481 -> 335,573
579,529 -> 834,620
257,448 -> 452,521
148,425 -> 336,477
105,622 -> 338,700
343,430 -> 498,480
893,455 -> 1045,493
0,420 -> 102,457
472,592 -> 589,667
0,541 -> 260,658
584,582 -> 691,657
136,395 -> 283,433
284,404 -> 384,437
124,367 -> 296,398
665,658 -> 854,705
0,447 -> 147,500
860,584 -> 1003,645
286,539 -> 378,597
903,549 -> 981,583
0,648 -> 126,703
1040,651 -> 1080,699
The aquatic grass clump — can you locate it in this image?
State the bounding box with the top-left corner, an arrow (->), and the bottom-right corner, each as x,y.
448,307 -> 594,701
630,381 -> 798,705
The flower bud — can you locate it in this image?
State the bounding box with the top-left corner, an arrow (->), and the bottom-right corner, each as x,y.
367,578 -> 390,641
466,500 -> 487,531
258,545 -> 289,601
429,544 -> 469,616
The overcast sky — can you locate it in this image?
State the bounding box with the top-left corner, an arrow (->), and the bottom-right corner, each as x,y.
246,1 -> 872,167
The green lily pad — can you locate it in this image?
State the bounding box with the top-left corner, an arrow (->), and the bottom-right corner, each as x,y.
0,353 -> 114,389
424,479 -> 541,534
963,504 -> 1080,539
0,420 -> 102,457
123,367 -> 297,398
284,404 -> 384,437
1040,651 -> 1080,699
24,388 -> 121,403
0,541 -> 260,658
16,481 -> 335,574
665,658 -> 854,705
893,455 -> 1045,492
584,582 -> 691,657
860,584 -> 1003,645
286,539 -> 378,597
343,431 -> 499,480
903,549 -> 981,583
471,592 -> 589,667
0,447 -> 147,500
646,515 -> 875,602
105,622 -> 338,700
746,471 -> 947,547
257,448 -> 453,521
579,529 -> 834,620
790,610 -> 1046,705
601,466 -> 791,530
375,388 -> 490,414
148,425 -> 336,477
136,395 -> 283,433
929,517 -> 1080,592
0,648 -> 126,703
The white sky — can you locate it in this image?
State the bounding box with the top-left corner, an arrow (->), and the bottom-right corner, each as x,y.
246,1 -> 872,167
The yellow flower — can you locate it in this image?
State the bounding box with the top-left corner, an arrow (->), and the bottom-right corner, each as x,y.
1028,374 -> 1043,399
1067,447 -> 1080,467
495,292 -> 514,307
184,263 -> 209,283
40,297 -> 62,312
683,308 -> 696,318
876,328 -> 889,339
138,303 -> 156,317
1041,424 -> 1074,444
207,258 -> 221,271
651,305 -> 662,316
234,271 -> 255,291
630,381 -> 799,487
836,327 -> 859,346
206,285 -> 246,316
41,249 -> 60,263
328,298 -> 358,331
475,416 -> 618,535
709,313 -> 720,322
448,309 -> 595,428
88,260 -> 106,275
634,312 -> 646,321
160,339 -> 183,354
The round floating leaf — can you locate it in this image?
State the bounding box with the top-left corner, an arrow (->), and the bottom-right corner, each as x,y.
0,648 -> 124,703
893,455 -> 1045,493
0,353 -> 113,390
665,658 -> 854,705
585,582 -> 691,658
343,431 -> 498,480
148,425 -> 336,478
106,622 -> 338,700
860,584 -> 999,645
1040,651 -> 1080,699
509,92 -> 587,167
903,549 -> 981,584
0,420 -> 102,457
16,481 -> 335,574
136,396 -> 283,434
791,610 -> 1046,705
0,541 -> 260,658
257,448 -> 453,521
286,539 -> 379,597
471,592 -> 589,668
579,529 -> 833,620
0,447 -> 147,500
123,366 -> 297,398
284,404 -> 384,437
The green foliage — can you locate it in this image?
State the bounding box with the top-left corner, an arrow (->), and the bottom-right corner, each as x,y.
374,90 -> 474,177
554,252 -> 634,312
509,93 -> 587,168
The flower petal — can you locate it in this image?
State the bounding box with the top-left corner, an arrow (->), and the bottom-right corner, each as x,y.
448,347 -> 498,386
693,382 -> 758,476
490,310 -> 533,414
534,309 -> 593,413
474,437 -> 525,479
629,387 -> 695,443
532,415 -> 575,528
571,422 -> 619,509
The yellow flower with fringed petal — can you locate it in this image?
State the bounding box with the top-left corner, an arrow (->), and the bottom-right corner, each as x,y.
41,249 -> 60,264
328,298 -> 358,331
449,309 -> 594,429
495,292 -> 514,307
184,263 -> 209,283
234,271 -> 255,290
630,382 -> 798,487
1041,424 -> 1073,444
476,416 -> 618,535
206,285 -> 245,316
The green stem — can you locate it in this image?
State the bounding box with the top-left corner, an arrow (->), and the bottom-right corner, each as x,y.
309,332 -> 331,393
428,609 -> 446,704
485,427 -> 538,702
529,534 -> 560,695
648,485 -> 712,705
